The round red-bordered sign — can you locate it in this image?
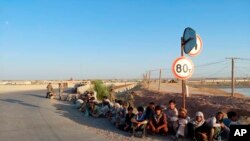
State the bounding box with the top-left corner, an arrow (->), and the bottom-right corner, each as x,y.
172,57 -> 194,80
188,34 -> 202,57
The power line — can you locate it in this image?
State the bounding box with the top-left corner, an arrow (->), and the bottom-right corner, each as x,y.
195,61 -> 228,71
195,62 -> 229,71
193,63 -> 229,78
146,58 -> 248,73
235,65 -> 250,71
238,58 -> 250,61
147,60 -> 231,73
196,60 -> 227,68
235,67 -> 250,77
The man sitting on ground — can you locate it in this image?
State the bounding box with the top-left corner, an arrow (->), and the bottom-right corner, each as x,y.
89,91 -> 97,102
110,101 -> 122,123
121,107 -> 135,132
188,111 -> 211,141
88,101 -> 100,118
148,105 -> 168,135
165,100 -> 178,133
207,112 -> 229,141
98,96 -> 112,117
176,108 -> 190,139
115,101 -> 128,128
74,99 -> 84,109
223,111 -> 241,128
145,102 -> 155,120
131,106 -> 148,137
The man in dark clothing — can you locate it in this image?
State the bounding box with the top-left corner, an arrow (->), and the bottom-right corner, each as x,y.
46,83 -> 53,98
145,102 -> 155,120
122,107 -> 135,132
148,105 -> 168,135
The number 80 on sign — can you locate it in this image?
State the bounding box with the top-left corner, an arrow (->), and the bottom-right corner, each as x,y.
172,57 -> 194,80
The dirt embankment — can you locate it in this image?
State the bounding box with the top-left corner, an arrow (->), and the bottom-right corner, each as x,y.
130,84 -> 250,124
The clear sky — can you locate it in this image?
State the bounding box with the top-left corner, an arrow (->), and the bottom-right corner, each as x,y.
0,0 -> 250,80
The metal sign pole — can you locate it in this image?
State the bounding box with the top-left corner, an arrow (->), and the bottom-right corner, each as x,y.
181,38 -> 186,109
173,28 -> 200,109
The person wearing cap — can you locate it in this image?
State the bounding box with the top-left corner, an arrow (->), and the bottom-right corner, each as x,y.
188,111 -> 211,141
148,105 -> 168,135
176,108 -> 190,139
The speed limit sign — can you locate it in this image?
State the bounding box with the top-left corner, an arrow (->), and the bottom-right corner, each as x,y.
172,57 -> 194,80
188,34 -> 202,57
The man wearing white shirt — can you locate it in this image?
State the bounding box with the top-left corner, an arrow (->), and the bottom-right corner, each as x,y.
207,112 -> 229,141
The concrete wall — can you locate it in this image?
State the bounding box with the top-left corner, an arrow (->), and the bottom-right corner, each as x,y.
0,84 -> 73,94
76,82 -> 138,94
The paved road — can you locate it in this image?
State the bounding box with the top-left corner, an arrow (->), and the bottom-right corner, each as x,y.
0,90 -> 109,141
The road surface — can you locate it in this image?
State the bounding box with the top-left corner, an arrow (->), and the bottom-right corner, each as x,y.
0,90 -> 110,141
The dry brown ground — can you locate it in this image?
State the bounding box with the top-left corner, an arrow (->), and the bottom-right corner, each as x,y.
132,83 -> 250,124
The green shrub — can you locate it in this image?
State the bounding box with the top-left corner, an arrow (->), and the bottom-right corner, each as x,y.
92,80 -> 109,100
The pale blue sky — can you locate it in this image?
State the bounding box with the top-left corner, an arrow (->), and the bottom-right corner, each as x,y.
0,0 -> 250,80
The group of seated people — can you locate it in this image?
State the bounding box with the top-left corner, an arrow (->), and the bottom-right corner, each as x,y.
73,91 -> 241,141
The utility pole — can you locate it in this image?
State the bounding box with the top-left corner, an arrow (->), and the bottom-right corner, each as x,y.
148,71 -> 151,89
158,69 -> 162,92
143,73 -> 147,83
226,57 -> 239,97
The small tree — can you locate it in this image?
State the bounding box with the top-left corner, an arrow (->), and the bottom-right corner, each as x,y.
92,80 -> 109,100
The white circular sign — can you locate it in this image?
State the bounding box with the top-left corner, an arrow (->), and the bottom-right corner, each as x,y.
172,57 -> 194,80
188,34 -> 202,57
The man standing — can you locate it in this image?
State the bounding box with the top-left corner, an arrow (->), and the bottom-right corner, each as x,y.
46,83 -> 53,98
58,83 -> 63,100
109,88 -> 115,102
127,91 -> 135,108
